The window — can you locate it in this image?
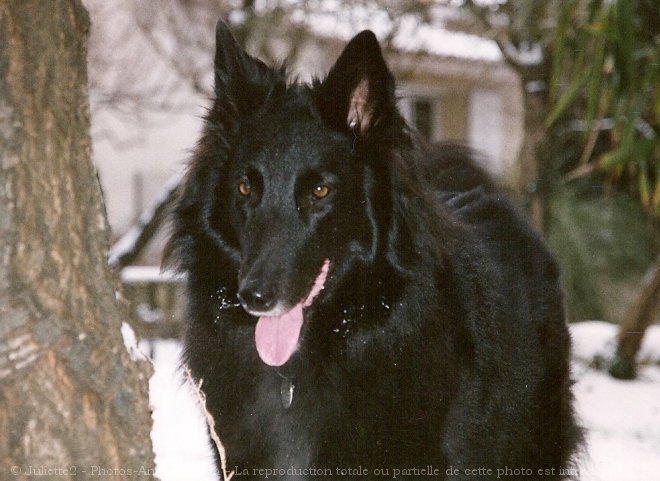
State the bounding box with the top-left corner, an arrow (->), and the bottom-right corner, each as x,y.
413,98 -> 433,141
398,90 -> 442,142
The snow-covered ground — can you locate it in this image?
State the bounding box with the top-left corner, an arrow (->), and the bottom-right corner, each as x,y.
150,340 -> 218,481
149,322 -> 660,481
570,322 -> 660,481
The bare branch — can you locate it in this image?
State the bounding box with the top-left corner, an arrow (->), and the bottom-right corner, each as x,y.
133,13 -> 211,97
184,367 -> 235,481
109,172 -> 183,268
562,161 -> 598,182
463,0 -> 544,70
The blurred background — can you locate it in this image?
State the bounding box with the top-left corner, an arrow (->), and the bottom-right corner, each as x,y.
80,1 -> 659,480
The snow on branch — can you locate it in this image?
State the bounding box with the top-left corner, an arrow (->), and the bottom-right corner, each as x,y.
108,171 -> 183,269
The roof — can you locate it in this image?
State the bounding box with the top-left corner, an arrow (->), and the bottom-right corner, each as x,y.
230,2 -> 503,63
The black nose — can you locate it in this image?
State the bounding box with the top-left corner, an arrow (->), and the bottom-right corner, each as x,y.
237,283 -> 277,313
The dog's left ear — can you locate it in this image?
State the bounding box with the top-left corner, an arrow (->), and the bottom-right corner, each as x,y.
213,21 -> 284,119
316,30 -> 397,136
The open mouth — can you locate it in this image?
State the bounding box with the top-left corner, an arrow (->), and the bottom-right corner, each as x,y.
254,260 -> 330,366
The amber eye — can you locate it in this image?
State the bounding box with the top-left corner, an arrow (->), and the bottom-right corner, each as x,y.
238,181 -> 251,197
312,184 -> 330,199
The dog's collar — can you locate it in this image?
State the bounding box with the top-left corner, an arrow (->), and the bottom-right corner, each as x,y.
278,373 -> 295,409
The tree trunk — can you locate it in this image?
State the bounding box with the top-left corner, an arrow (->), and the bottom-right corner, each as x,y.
517,77 -> 548,233
609,255 -> 660,379
0,1 -> 155,478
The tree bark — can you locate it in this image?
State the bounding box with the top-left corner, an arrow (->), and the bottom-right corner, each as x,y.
0,1 -> 155,478
462,0 -> 548,232
516,73 -> 548,232
609,255 -> 660,379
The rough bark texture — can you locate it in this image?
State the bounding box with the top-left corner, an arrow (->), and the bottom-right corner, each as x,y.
515,71 -> 548,232
0,1 -> 155,479
609,255 -> 660,379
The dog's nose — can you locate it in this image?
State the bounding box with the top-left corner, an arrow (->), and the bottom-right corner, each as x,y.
237,284 -> 277,313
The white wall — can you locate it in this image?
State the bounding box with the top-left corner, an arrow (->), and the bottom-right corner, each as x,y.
468,89 -> 504,176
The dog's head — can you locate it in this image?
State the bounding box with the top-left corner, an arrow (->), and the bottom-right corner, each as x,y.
168,22 -> 409,365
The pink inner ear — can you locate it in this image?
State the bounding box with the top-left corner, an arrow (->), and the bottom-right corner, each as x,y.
347,78 -> 373,134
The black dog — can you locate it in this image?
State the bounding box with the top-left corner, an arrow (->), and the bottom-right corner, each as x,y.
165,21 -> 581,480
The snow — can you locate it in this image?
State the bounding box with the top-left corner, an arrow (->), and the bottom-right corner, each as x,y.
392,18 -> 503,62
120,266 -> 185,284
571,321 -> 660,366
570,322 -> 660,480
149,321 -> 660,481
150,340 -> 218,481
296,3 -> 503,62
108,171 -> 184,267
573,366 -> 660,481
120,321 -> 147,362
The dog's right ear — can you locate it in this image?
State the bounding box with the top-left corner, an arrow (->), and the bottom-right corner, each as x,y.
315,30 -> 397,138
213,21 -> 284,118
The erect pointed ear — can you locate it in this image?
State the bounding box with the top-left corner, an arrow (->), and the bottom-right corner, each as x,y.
315,30 -> 397,136
213,21 -> 284,118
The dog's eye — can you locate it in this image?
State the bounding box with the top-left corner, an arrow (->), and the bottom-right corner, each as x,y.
312,185 -> 330,200
238,181 -> 252,197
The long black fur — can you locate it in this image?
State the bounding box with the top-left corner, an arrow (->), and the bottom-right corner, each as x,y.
165,22 -> 581,481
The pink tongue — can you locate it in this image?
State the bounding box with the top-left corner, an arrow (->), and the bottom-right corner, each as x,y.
255,304 -> 305,367
254,260 -> 329,366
